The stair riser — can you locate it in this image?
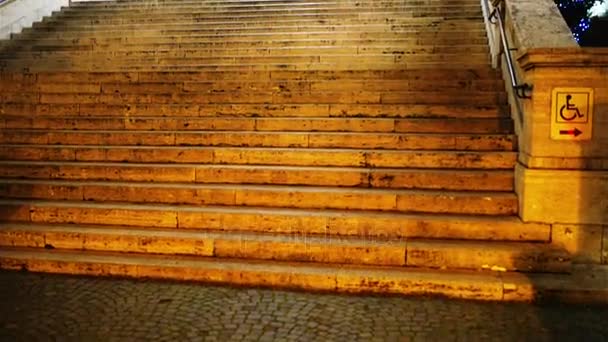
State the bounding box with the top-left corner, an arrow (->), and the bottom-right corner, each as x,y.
0,47 -> 491,59
62,3 -> 480,11
0,131 -> 515,151
0,164 -> 515,191
0,103 -> 506,119
2,45 -> 492,56
0,54 -> 491,66
31,20 -> 486,31
406,241 -> 571,273
0,182 -> 518,215
49,10 -> 483,20
1,117 -> 513,134
0,227 -> 570,273
0,80 -> 502,93
0,63 -> 494,73
35,19 -> 484,31
1,37 -> 491,48
0,228 -> 406,267
0,252 -> 509,301
14,30 -> 487,41
1,92 -> 506,107
0,147 -> 517,169
0,202 -> 549,241
0,69 -> 502,82
69,0 -> 484,6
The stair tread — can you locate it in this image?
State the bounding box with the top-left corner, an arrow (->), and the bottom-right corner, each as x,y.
0,178 -> 516,195
0,198 -> 526,220
0,160 -> 515,172
0,222 -> 558,247
0,245 -> 510,279
0,246 -> 579,302
2,129 -> 513,136
0,144 -> 516,151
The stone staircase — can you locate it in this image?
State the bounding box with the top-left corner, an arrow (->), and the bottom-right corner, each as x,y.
0,0 -> 570,300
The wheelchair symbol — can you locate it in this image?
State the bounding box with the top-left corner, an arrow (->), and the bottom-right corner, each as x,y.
559,95 -> 584,121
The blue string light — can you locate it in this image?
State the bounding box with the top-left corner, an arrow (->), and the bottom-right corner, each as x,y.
554,0 -> 604,42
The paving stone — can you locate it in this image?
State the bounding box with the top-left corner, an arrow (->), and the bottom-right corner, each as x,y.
0,271 -> 607,341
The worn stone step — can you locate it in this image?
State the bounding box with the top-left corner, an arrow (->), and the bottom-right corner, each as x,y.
0,246 -> 550,301
1,116 -> 513,134
0,69 -> 503,82
1,90 -> 505,106
0,62 -> 494,73
0,54 -> 490,67
9,31 -> 488,44
0,46 -> 491,59
31,17 -> 486,31
68,0 -> 483,7
0,179 -> 518,215
0,162 -> 515,191
13,29 -> 487,41
0,199 -> 547,241
0,36 -> 491,49
49,8 -> 483,20
0,130 -> 515,151
29,20 -> 483,35
0,223 -> 571,272
59,2 -> 482,10
2,44 -> 491,56
0,79 -> 502,94
0,145 -> 517,168
0,103 -> 506,119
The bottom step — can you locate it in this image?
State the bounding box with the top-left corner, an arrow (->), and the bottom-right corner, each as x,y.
0,223 -> 571,273
0,248 -> 604,303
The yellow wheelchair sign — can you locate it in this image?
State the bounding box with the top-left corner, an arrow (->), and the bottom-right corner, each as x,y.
551,88 -> 594,140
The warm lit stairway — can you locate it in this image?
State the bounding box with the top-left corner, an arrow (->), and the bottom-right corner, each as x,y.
0,0 -> 570,300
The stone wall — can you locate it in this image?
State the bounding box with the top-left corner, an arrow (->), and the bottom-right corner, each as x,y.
482,0 -> 607,266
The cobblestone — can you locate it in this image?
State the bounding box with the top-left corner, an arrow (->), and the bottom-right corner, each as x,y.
0,271 -> 606,341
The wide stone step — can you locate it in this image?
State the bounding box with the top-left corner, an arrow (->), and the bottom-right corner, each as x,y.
50,8 -> 483,19
0,46 -> 491,59
0,246 -> 568,301
2,43 -> 491,56
0,130 -> 515,151
0,37 -> 491,49
0,199 -> 546,241
0,103 -> 507,119
0,69 -> 503,82
29,18 -> 483,33
1,116 -> 513,134
0,62 -> 495,73
1,90 -> 505,106
0,78 -> 502,94
68,0 -> 482,6
31,17 -> 485,31
0,145 -> 517,168
67,1 -> 482,11
0,179 -> 518,215
13,29 -> 487,40
0,223 -> 571,272
0,162 -> 515,191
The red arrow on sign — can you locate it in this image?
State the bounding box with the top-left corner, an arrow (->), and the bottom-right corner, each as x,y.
559,128 -> 582,137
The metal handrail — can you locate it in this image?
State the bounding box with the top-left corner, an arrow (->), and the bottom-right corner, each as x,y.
487,1 -> 532,99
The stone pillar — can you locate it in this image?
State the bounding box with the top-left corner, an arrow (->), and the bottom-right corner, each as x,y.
488,0 -> 607,265
516,50 -> 608,223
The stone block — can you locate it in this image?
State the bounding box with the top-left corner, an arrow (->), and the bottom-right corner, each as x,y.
551,224 -> 603,264
516,164 -> 608,225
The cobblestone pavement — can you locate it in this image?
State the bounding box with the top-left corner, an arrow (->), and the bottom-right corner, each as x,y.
0,271 -> 606,342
